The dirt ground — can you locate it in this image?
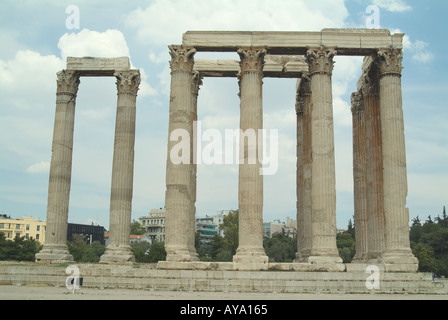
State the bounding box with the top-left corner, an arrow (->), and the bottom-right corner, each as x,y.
0,284 -> 447,300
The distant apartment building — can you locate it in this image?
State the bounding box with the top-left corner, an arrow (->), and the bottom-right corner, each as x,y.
196,210 -> 232,246
0,217 -> 46,244
263,217 -> 297,238
139,208 -> 166,243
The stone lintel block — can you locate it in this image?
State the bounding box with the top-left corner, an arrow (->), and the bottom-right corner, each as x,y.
66,57 -> 131,76
182,29 -> 403,56
194,58 -> 307,78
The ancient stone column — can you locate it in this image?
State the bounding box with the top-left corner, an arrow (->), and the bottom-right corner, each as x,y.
164,45 -> 199,262
233,47 -> 268,270
305,47 -> 343,268
100,70 -> 140,264
36,70 -> 79,263
295,76 -> 312,262
189,71 -> 202,259
362,68 -> 385,261
351,91 -> 369,261
377,48 -> 418,271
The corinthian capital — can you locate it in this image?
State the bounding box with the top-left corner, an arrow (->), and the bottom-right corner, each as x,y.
115,70 -> 141,96
306,46 -> 337,76
377,47 -> 403,76
56,70 -> 80,95
238,47 -> 267,75
169,45 -> 196,73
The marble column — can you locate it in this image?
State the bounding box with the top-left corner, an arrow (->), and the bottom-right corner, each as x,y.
305,47 -> 343,267
36,70 -> 79,263
189,71 -> 202,259
164,45 -> 199,262
295,76 -> 313,262
362,68 -> 386,261
100,70 -> 140,264
377,48 -> 418,271
233,47 -> 268,270
351,91 -> 369,261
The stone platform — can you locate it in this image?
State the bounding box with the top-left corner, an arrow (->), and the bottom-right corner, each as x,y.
0,262 -> 446,295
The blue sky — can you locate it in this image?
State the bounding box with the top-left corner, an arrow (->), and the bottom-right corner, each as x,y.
0,0 -> 447,230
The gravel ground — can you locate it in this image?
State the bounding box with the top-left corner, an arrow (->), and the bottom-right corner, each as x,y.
1,284 -> 447,300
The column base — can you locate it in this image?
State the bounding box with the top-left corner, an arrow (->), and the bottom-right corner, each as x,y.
35,244 -> 74,264
233,247 -> 268,271
302,255 -> 346,272
382,251 -> 419,273
351,252 -> 369,263
100,245 -> 135,264
165,246 -> 199,263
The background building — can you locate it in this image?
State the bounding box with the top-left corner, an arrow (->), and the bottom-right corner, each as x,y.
139,208 -> 166,243
67,223 -> 106,245
263,217 -> 297,238
0,217 -> 46,244
196,210 -> 231,246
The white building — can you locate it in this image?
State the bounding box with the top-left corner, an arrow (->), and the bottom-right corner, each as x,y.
196,210 -> 232,246
139,208 -> 166,243
263,217 -> 297,238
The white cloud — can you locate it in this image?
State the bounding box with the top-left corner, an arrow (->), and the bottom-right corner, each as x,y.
58,29 -> 156,97
58,29 -> 131,61
125,0 -> 348,47
390,29 -> 434,64
26,161 -> 50,174
373,0 -> 411,12
0,50 -> 64,98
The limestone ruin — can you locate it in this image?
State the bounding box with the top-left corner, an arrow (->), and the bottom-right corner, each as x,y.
36,29 -> 418,273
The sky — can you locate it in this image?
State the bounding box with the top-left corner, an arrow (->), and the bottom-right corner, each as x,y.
0,0 -> 447,230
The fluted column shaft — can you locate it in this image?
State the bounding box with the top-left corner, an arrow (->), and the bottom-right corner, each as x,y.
362,76 -> 385,261
189,71 -> 202,258
295,76 -> 312,261
164,45 -> 199,262
351,91 -> 369,261
306,47 -> 341,261
233,47 -> 268,270
100,70 -> 140,263
377,48 -> 417,269
36,70 -> 79,263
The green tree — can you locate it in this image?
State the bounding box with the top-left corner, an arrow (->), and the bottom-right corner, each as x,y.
131,240 -> 152,263
130,220 -> 146,235
146,241 -> 166,263
347,219 -> 355,238
67,234 -> 105,262
410,208 -> 448,277
0,233 -> 42,261
336,232 -> 356,263
412,242 -> 436,272
207,210 -> 239,262
264,233 -> 296,262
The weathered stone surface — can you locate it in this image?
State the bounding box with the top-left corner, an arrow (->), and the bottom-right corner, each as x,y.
66,57 -> 131,76
37,58 -> 141,265
100,70 -> 140,265
182,29 -> 403,55
193,55 -> 307,78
